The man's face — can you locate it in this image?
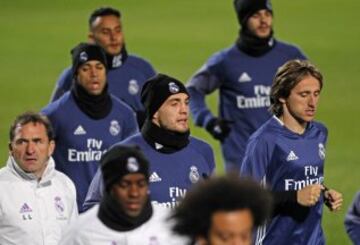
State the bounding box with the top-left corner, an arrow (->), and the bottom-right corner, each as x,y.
247,9 -> 273,39
77,60 -> 107,95
89,15 -> 124,55
203,210 -> 254,245
111,173 -> 148,217
152,93 -> 189,133
9,122 -> 55,178
280,76 -> 321,127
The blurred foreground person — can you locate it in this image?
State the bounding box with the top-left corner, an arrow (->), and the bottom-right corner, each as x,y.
171,175 -> 272,245
60,144 -> 186,244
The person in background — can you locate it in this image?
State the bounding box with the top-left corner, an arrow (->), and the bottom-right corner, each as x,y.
51,6 -> 156,127
187,0 -> 307,172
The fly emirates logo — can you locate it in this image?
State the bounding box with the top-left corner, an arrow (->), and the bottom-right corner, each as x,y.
68,138 -> 107,162
284,165 -> 324,191
237,85 -> 270,109
152,187 -> 187,209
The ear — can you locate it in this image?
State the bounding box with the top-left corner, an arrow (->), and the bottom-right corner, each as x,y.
88,32 -> 95,43
196,236 -> 208,245
8,142 -> 13,153
279,97 -> 286,104
48,140 -> 55,157
152,111 -> 158,121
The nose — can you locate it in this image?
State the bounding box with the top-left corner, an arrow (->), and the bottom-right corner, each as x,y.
25,142 -> 35,155
308,94 -> 316,107
89,66 -> 98,77
180,102 -> 189,114
128,185 -> 140,198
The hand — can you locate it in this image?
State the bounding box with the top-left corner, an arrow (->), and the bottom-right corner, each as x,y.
324,188 -> 343,212
205,118 -> 233,142
297,184 -> 323,207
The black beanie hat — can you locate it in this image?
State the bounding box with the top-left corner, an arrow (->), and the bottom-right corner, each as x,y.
101,144 -> 150,192
71,43 -> 108,78
234,0 -> 273,26
141,73 -> 189,118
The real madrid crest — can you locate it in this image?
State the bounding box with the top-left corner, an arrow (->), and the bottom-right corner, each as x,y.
318,143 -> 326,160
189,165 -> 200,184
127,157 -> 139,172
109,120 -> 121,136
79,51 -> 88,61
128,79 -> 139,95
168,82 -> 180,94
54,196 -> 65,218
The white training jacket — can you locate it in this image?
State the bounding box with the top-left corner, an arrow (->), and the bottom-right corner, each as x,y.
60,204 -> 188,245
0,156 -> 78,245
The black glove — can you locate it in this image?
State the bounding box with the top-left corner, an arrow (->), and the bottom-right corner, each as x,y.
205,118 -> 232,142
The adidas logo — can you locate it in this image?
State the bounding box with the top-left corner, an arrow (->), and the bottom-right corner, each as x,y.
74,125 -> 86,135
149,172 -> 162,183
238,72 -> 252,83
286,151 -> 299,162
20,203 -> 32,213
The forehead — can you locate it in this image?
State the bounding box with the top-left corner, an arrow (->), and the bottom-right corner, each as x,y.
79,60 -> 104,69
14,122 -> 47,139
164,93 -> 189,103
250,9 -> 272,18
120,173 -> 147,182
292,76 -> 321,91
211,209 -> 253,228
92,15 -> 121,29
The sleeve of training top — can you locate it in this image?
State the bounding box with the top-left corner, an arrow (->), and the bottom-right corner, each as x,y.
186,53 -> 225,128
345,191 -> 360,245
122,109 -> 139,139
240,137 -> 271,182
82,169 -> 104,211
50,67 -> 73,102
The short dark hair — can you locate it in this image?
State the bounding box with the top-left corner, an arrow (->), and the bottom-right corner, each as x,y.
89,7 -> 121,29
171,174 -> 273,242
269,59 -> 323,117
9,112 -> 55,142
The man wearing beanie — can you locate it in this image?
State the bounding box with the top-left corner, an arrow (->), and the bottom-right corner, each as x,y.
84,73 -> 215,211
42,43 -> 138,213
59,145 -> 187,244
51,7 -> 156,127
187,0 -> 307,172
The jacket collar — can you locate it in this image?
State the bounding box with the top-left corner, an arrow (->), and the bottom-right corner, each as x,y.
7,156 -> 55,186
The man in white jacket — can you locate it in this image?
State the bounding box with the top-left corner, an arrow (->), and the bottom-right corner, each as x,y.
60,144 -> 186,245
0,112 -> 78,245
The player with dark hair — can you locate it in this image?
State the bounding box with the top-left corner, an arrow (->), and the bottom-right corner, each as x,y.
43,43 -> 138,212
171,174 -> 273,245
84,73 -> 215,210
241,60 -> 342,244
187,0 -> 307,172
345,191 -> 360,244
0,112 -> 77,244
51,6 -> 156,127
60,144 -> 186,244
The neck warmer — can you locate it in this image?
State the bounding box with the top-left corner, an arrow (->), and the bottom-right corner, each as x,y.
236,28 -> 275,57
106,45 -> 128,69
98,192 -> 153,232
71,81 -> 112,120
141,119 -> 190,154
